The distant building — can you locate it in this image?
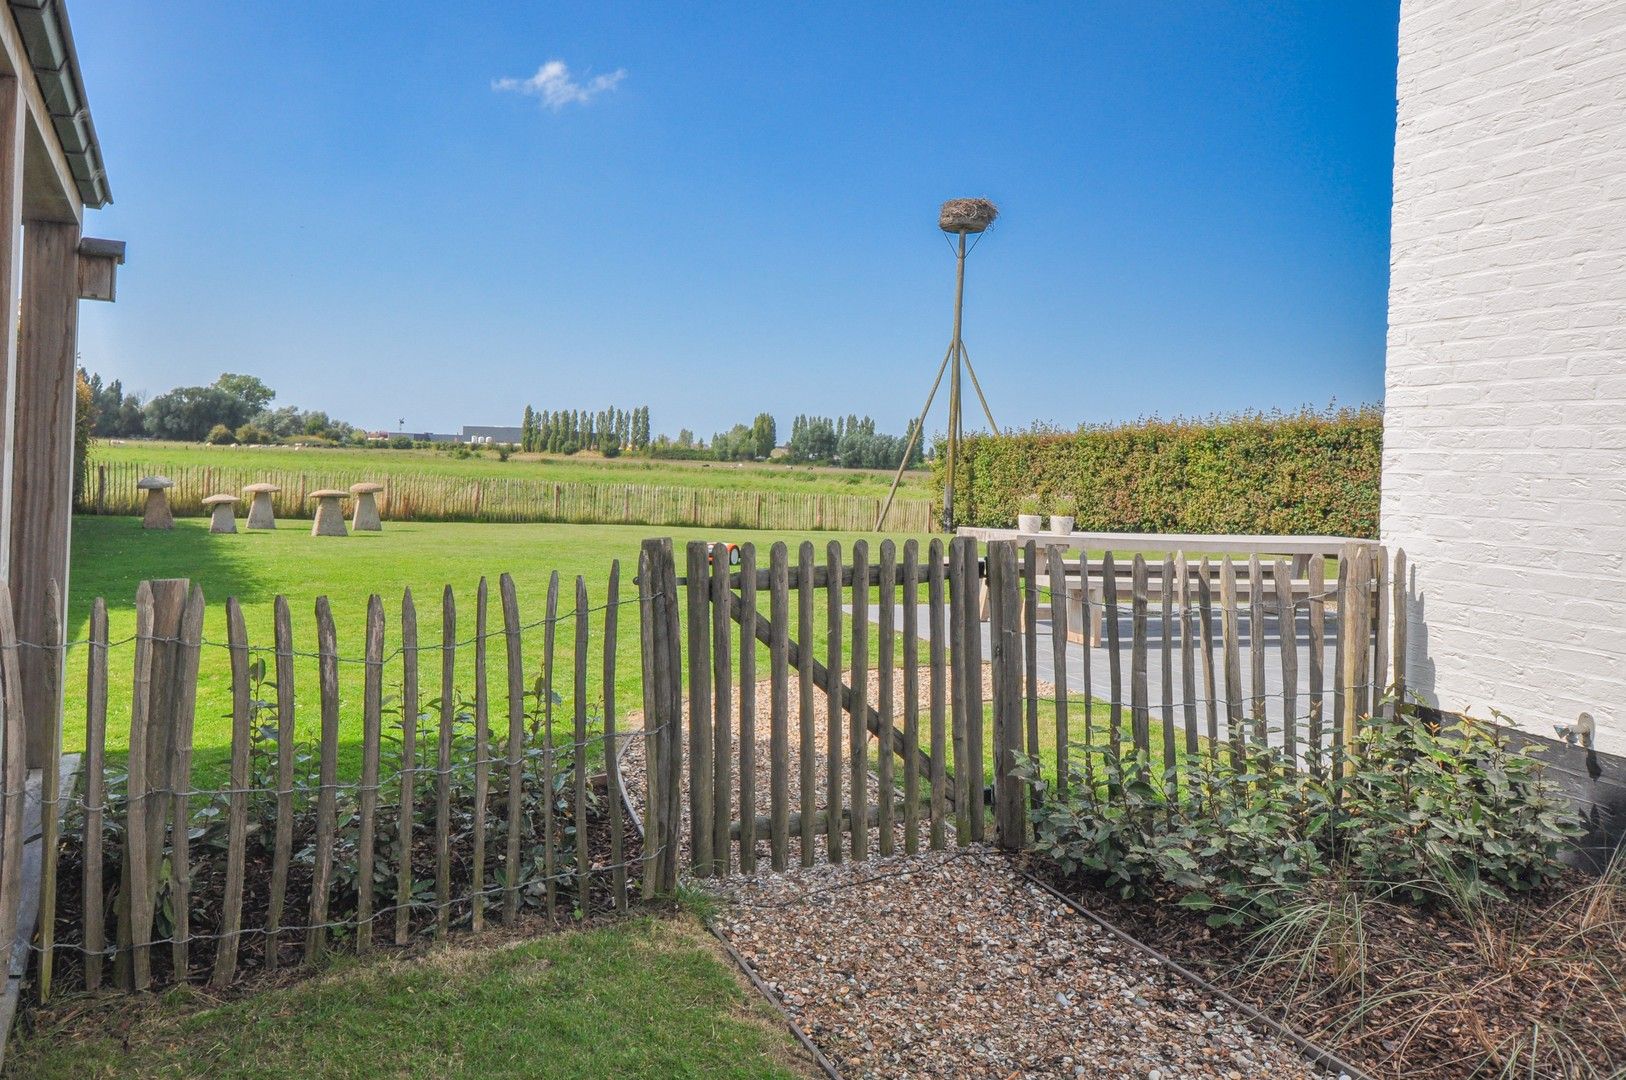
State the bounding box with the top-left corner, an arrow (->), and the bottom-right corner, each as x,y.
462,425 -> 523,444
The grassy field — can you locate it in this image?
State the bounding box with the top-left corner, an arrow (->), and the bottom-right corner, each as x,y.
66,516 -> 934,780
90,439 -> 936,501
6,914 -> 816,1079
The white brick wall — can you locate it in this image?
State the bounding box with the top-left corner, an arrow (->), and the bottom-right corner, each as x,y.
1384,0 -> 1626,757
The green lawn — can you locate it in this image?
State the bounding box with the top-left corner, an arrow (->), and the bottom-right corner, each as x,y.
5,914 -> 816,1079
66,516 -> 932,780
90,439 -> 935,501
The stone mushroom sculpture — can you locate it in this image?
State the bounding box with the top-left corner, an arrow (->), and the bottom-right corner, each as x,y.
137,476 -> 174,530
308,489 -> 350,537
243,482 -> 280,529
202,493 -> 238,534
350,481 -> 385,531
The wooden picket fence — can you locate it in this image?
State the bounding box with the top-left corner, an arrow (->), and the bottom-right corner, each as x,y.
81,459 -> 937,532
12,565 -> 665,1000
0,534 -> 1403,1003
636,536 -> 1403,869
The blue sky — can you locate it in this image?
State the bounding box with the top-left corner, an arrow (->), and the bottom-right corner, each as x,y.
72,2 -> 1400,438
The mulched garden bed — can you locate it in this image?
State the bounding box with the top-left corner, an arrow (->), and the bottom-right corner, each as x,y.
1028,861 -> 1626,1080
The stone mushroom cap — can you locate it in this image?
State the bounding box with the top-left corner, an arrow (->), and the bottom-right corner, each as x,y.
201,493 -> 238,506
136,475 -> 174,490
243,482 -> 280,494
350,481 -> 385,494
308,488 -> 350,499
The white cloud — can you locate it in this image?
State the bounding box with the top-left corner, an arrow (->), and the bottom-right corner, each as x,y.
493,60 -> 627,110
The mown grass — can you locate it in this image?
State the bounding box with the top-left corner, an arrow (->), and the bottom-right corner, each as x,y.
90,439 -> 935,501
5,914 -> 817,1079
65,517 -> 932,781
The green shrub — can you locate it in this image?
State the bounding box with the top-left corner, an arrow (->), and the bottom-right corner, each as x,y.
1025,711 -> 1578,927
205,423 -> 236,445
939,404 -> 1383,537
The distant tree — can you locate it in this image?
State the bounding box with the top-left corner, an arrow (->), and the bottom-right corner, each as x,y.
751,413 -> 777,459
213,373 -> 276,415
73,369 -> 95,502
206,423 -> 236,445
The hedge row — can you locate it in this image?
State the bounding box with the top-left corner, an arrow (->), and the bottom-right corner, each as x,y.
935,405 -> 1383,538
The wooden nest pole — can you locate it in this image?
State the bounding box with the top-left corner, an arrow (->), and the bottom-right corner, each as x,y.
877,199 -> 1003,532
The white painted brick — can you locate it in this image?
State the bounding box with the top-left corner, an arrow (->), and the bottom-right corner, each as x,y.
1385,0 -> 1626,758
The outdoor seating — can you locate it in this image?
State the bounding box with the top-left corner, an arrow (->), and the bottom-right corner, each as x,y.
137,476 -> 174,530
202,493 -> 238,533
350,481 -> 384,531
308,489 -> 350,536
243,482 -> 280,529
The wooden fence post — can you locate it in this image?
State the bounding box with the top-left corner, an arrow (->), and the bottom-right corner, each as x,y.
986,541 -> 1024,851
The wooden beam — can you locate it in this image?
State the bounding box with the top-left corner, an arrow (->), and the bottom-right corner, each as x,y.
0,11 -> 83,224
9,217 -> 79,766
0,76 -> 23,583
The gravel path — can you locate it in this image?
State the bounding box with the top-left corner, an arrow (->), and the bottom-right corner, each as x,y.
621,676 -> 1336,1080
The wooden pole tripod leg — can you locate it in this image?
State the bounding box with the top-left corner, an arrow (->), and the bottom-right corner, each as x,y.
958,341 -> 1001,436
876,340 -> 956,530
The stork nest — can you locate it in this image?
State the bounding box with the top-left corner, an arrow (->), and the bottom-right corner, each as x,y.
938,198 -> 999,233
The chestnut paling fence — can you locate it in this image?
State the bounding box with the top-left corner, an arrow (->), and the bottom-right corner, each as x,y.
0,535 -> 1401,1000
82,459 -> 938,533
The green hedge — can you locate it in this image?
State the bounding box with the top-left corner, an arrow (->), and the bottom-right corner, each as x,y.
936,405 -> 1382,538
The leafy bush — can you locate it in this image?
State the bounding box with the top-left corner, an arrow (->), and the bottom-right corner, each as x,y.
1025,711 -> 1579,927
205,423 -> 236,445
940,404 -> 1382,537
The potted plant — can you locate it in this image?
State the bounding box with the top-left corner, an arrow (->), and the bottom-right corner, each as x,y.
1049,495 -> 1076,535
1017,494 -> 1044,533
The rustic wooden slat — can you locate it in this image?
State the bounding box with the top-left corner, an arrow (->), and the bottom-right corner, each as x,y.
263,596 -> 296,967
1307,559 -> 1326,778
876,540 -> 897,856
901,540 -> 922,854
1044,546 -> 1070,800
1372,544 -> 1390,719
962,538 -> 986,843
1198,559 -> 1218,761
116,582 -> 155,990
768,544 -> 791,870
1078,553 -> 1095,789
1391,549 -> 1408,715
948,538 -> 969,843
36,582 -> 67,999
637,545 -> 661,897
500,574 -> 526,922
0,581 -> 30,970
1103,553 -> 1123,770
1274,559 -> 1299,771
849,539 -> 870,862
927,539 -> 948,850
208,593 -> 258,987
470,579 -> 490,932
1347,546 -> 1372,759
356,595 -> 385,952
307,597 -> 341,959
825,540 -> 844,862
1022,541 -> 1039,791
1248,555 -> 1267,749
396,590 -> 418,945
685,542 -> 714,875
1177,554 -> 1198,760
1220,558 -> 1244,767
81,599 -> 109,991
603,563 -> 626,911
1332,553 -> 1351,784
988,543 -> 1025,850
1130,555 -> 1150,757
797,542 -> 817,865
542,571 -> 561,914
434,586 -> 455,938
1159,557 -> 1176,789
575,576 -> 591,916
738,544 -> 759,874
710,543 -> 734,875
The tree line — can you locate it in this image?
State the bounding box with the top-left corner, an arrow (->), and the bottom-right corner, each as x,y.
520,405 -> 650,456
84,371 -> 359,445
